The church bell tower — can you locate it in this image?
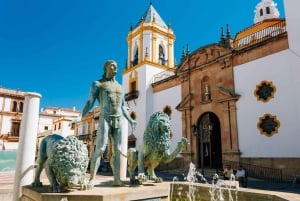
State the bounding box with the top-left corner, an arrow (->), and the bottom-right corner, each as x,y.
122,2 -> 176,146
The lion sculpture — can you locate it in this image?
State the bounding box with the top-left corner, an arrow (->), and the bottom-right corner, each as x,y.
32,134 -> 89,192
127,111 -> 189,184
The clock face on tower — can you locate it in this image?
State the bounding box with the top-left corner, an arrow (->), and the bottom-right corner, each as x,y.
254,81 -> 276,102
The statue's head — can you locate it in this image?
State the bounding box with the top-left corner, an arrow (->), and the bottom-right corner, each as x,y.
103,60 -> 117,79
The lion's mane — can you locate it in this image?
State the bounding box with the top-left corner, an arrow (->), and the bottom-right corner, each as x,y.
49,135 -> 89,186
143,111 -> 171,154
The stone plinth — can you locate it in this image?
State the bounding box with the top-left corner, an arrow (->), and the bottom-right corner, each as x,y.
21,180 -> 169,201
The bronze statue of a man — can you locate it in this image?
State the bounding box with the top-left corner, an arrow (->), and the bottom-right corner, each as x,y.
82,60 -> 136,187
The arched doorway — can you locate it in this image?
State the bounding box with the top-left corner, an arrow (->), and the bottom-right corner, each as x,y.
197,112 -> 222,171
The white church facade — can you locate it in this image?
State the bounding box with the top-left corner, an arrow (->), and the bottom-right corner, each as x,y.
122,0 -> 300,180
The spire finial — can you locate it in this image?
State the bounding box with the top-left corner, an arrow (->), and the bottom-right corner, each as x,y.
226,24 -> 231,39
186,44 -> 190,55
220,27 -> 225,40
150,0 -> 152,5
130,23 -> 133,31
181,46 -> 186,59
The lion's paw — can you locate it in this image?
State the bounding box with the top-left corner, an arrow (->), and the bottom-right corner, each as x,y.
80,181 -> 92,190
179,137 -> 189,147
137,173 -> 148,184
49,185 -> 62,193
87,180 -> 95,189
130,178 -> 142,185
153,177 -> 163,183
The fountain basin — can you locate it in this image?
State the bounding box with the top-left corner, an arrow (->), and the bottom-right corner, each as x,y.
169,182 -> 298,201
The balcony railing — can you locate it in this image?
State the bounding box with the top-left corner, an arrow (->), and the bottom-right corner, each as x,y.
78,134 -> 92,140
124,90 -> 139,101
152,69 -> 175,83
234,20 -> 287,51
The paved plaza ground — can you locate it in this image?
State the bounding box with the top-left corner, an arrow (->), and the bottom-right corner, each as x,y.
1,169 -> 300,200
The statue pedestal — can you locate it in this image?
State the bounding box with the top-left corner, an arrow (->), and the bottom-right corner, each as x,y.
21,179 -> 170,201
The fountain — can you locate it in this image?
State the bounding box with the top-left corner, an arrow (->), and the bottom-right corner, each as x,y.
169,162 -> 295,201
170,162 -> 238,201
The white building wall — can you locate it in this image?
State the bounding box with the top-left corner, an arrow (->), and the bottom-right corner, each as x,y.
143,30 -> 152,61
60,121 -> 73,137
234,50 -> 300,157
0,97 -> 3,109
122,65 -> 167,147
123,68 -> 147,147
153,85 -> 182,151
284,0 -> 300,54
284,0 -> 300,123
4,98 -> 11,111
38,116 -> 54,133
1,116 -> 11,134
77,122 -> 88,136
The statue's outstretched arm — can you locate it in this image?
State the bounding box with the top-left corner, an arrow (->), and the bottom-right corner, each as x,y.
82,81 -> 100,117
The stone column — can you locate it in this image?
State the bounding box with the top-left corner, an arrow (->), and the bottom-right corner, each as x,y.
13,92 -> 41,201
120,117 -> 128,179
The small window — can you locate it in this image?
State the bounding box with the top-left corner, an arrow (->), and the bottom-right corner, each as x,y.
260,8 -> 263,16
131,81 -> 137,92
11,122 -> 20,137
257,113 -> 280,137
132,48 -> 139,66
130,112 -> 136,120
254,81 -> 276,102
12,101 -> 18,112
19,102 -> 24,113
44,126 -> 48,130
163,105 -> 172,117
266,7 -> 270,14
159,45 -> 165,65
71,123 -> 75,130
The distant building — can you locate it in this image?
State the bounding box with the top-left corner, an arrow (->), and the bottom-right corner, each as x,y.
0,87 -> 25,149
38,106 -> 80,137
74,106 -> 100,158
0,86 -> 81,150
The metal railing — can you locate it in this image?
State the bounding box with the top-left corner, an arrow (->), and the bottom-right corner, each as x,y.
223,160 -> 283,182
78,134 -> 92,140
124,90 -> 139,101
152,69 -> 175,83
234,20 -> 287,51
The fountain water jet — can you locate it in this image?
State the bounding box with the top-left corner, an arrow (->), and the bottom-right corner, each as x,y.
169,162 -> 295,201
169,162 -> 238,201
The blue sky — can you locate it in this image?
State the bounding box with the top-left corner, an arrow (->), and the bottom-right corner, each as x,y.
0,0 -> 285,111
